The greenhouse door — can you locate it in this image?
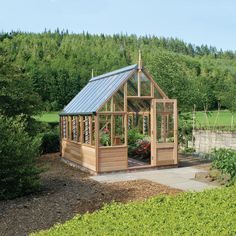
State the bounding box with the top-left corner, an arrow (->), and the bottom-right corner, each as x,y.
150,99 -> 178,166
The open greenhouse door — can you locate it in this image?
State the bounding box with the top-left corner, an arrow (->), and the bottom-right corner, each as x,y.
151,99 -> 178,166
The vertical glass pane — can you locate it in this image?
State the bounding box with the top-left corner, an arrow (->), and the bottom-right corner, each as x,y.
156,102 -> 174,143
62,116 -> 67,138
114,115 -> 125,145
143,115 -> 149,135
99,98 -> 111,112
84,116 -> 90,144
154,87 -> 163,99
127,73 -> 138,96
128,115 -> 133,130
99,115 -> 111,146
72,116 -> 77,141
67,116 -> 71,140
98,86 -> 124,112
140,73 -> 151,96
127,99 -> 150,112
91,116 -> 95,145
113,86 -> 124,111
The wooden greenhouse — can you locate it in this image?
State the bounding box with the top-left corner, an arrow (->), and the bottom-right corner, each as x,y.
60,56 -> 178,174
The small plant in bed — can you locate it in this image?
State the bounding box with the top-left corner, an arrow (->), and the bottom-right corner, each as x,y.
100,128 -> 111,146
210,148 -> 236,184
128,129 -> 151,162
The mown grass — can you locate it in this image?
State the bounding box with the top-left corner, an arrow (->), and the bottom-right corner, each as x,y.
32,185 -> 236,236
34,112 -> 59,123
195,110 -> 236,128
34,110 -> 236,129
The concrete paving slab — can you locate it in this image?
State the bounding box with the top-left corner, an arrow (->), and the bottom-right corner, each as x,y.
90,167 -> 217,192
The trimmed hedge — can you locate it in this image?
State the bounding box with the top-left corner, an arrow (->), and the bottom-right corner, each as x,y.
32,185 -> 236,236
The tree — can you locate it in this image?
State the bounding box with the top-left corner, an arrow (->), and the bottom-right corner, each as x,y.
219,79 -> 236,128
0,116 -> 41,199
0,57 -> 42,117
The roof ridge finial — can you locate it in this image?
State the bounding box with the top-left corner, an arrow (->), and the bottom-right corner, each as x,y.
91,69 -> 94,78
138,49 -> 142,70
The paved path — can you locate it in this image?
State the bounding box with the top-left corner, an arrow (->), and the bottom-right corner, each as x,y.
91,167 -> 218,192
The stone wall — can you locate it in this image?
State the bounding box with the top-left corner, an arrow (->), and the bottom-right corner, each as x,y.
193,130 -> 236,153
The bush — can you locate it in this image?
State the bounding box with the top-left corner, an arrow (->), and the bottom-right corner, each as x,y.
210,148 -> 236,183
31,185 -> 236,236
128,129 -> 150,161
40,131 -> 60,154
128,128 -> 145,145
132,137 -> 151,160
0,116 -> 42,200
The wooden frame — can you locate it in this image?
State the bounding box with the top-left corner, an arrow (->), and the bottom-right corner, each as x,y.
60,65 -> 178,174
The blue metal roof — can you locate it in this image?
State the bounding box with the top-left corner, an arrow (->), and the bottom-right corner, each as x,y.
60,64 -> 138,115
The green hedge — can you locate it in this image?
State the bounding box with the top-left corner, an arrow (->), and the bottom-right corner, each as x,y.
211,148 -> 236,183
32,185 -> 236,236
40,131 -> 60,154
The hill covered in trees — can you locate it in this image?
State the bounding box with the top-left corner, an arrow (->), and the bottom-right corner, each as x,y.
1,31 -> 236,112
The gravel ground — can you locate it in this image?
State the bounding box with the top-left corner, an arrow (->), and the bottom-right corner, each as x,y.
0,153 -> 181,236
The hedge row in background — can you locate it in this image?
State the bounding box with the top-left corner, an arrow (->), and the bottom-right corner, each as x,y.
32,185 -> 236,236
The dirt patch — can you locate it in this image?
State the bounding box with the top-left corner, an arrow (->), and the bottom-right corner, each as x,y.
0,153 -> 181,236
178,154 -> 212,168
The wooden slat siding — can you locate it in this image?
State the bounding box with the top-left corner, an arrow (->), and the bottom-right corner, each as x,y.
157,148 -> 174,161
157,143 -> 174,148
98,146 -> 128,172
157,160 -> 175,166
61,140 -> 96,171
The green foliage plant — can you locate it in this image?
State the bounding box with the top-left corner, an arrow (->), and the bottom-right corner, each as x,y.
0,116 -> 42,200
210,148 -> 236,184
31,185 -> 236,236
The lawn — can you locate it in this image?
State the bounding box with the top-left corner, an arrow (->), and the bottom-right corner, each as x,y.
35,110 -> 236,129
31,185 -> 236,236
34,112 -> 59,123
195,110 -> 236,128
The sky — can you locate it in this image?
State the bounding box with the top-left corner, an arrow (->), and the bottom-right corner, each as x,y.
0,0 -> 236,51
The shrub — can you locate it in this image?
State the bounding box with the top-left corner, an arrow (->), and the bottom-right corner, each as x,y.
40,131 -> 60,154
210,148 -> 236,183
31,185 -> 236,236
128,129 -> 150,161
128,128 -> 145,146
0,116 -> 42,200
132,137 -> 151,160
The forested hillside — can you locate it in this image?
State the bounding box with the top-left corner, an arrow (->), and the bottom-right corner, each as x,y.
1,31 -> 236,112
